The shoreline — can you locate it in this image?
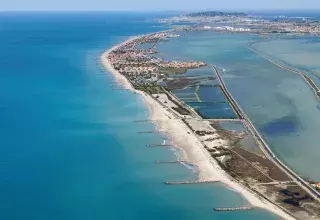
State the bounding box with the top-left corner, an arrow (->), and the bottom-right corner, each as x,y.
101,36 -> 297,220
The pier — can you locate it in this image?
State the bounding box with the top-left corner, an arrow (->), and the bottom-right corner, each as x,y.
134,120 -> 151,123
112,88 -> 130,91
213,206 -> 253,212
138,131 -> 158,134
147,144 -> 173,147
165,180 -> 219,185
110,85 -> 122,89
155,160 -> 186,164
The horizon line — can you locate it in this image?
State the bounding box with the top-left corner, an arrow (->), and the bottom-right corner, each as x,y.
1,8 -> 320,12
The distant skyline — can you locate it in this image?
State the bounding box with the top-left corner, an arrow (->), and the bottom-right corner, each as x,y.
1,0 -> 320,11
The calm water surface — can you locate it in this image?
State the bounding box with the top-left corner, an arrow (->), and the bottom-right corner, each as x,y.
0,12 -> 279,220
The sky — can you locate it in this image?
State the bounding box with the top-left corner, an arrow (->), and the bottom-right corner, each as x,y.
1,0 -> 320,11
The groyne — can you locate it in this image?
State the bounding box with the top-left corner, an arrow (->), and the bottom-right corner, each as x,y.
147,144 -> 173,147
138,131 -> 158,134
165,180 -> 219,185
213,206 -> 253,212
155,160 -> 186,164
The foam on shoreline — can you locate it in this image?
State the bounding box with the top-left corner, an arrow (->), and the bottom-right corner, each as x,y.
101,37 -> 297,220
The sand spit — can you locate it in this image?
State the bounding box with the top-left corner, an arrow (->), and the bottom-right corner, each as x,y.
101,37 -> 297,220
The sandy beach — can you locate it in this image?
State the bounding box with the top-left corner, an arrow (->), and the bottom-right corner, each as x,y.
101,37 -> 297,220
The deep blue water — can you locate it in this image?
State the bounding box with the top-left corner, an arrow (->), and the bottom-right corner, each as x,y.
0,12 -> 279,220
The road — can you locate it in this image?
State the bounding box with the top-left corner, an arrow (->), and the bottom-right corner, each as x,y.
212,65 -> 320,202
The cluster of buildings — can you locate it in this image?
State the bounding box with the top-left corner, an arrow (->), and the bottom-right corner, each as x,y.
203,26 -> 251,32
160,12 -> 320,36
158,60 -> 206,69
108,32 -> 207,87
264,21 -> 320,35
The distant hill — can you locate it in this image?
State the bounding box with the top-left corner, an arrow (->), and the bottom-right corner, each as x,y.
187,11 -> 247,17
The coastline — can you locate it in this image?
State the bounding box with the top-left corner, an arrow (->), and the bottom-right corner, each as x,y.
101,37 -> 297,220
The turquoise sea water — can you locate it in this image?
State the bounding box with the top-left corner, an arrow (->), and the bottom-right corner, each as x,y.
156,30 -> 320,181
0,12 -> 279,220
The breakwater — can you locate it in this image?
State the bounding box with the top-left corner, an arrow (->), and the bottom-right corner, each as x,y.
147,144 -> 173,147
213,206 -> 253,212
138,131 -> 158,134
155,160 -> 186,164
165,180 -> 219,185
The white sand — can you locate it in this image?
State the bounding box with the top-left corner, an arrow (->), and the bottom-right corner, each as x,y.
101,38 -> 297,220
152,94 -> 178,108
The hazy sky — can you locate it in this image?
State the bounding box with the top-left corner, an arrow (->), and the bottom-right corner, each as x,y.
1,0 -> 320,11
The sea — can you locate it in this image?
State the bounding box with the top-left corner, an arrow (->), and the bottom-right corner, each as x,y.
0,12 -> 281,220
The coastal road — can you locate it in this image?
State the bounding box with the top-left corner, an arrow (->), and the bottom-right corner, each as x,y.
212,65 -> 320,202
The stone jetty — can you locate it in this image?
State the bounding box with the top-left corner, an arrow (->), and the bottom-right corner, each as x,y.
165,180 -> 219,185
213,206 -> 253,212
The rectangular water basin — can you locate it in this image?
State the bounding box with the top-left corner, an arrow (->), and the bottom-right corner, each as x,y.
185,102 -> 237,119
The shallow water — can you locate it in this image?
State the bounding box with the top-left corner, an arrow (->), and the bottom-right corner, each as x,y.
219,121 -> 246,132
0,12 -> 279,220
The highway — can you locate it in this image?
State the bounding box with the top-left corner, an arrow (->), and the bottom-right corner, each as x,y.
212,65 -> 320,202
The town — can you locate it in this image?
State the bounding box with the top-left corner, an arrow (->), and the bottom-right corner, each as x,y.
107,32 -> 206,88
159,11 -> 320,35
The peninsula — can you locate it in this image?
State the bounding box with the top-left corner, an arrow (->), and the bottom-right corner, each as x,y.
101,18 -> 320,219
